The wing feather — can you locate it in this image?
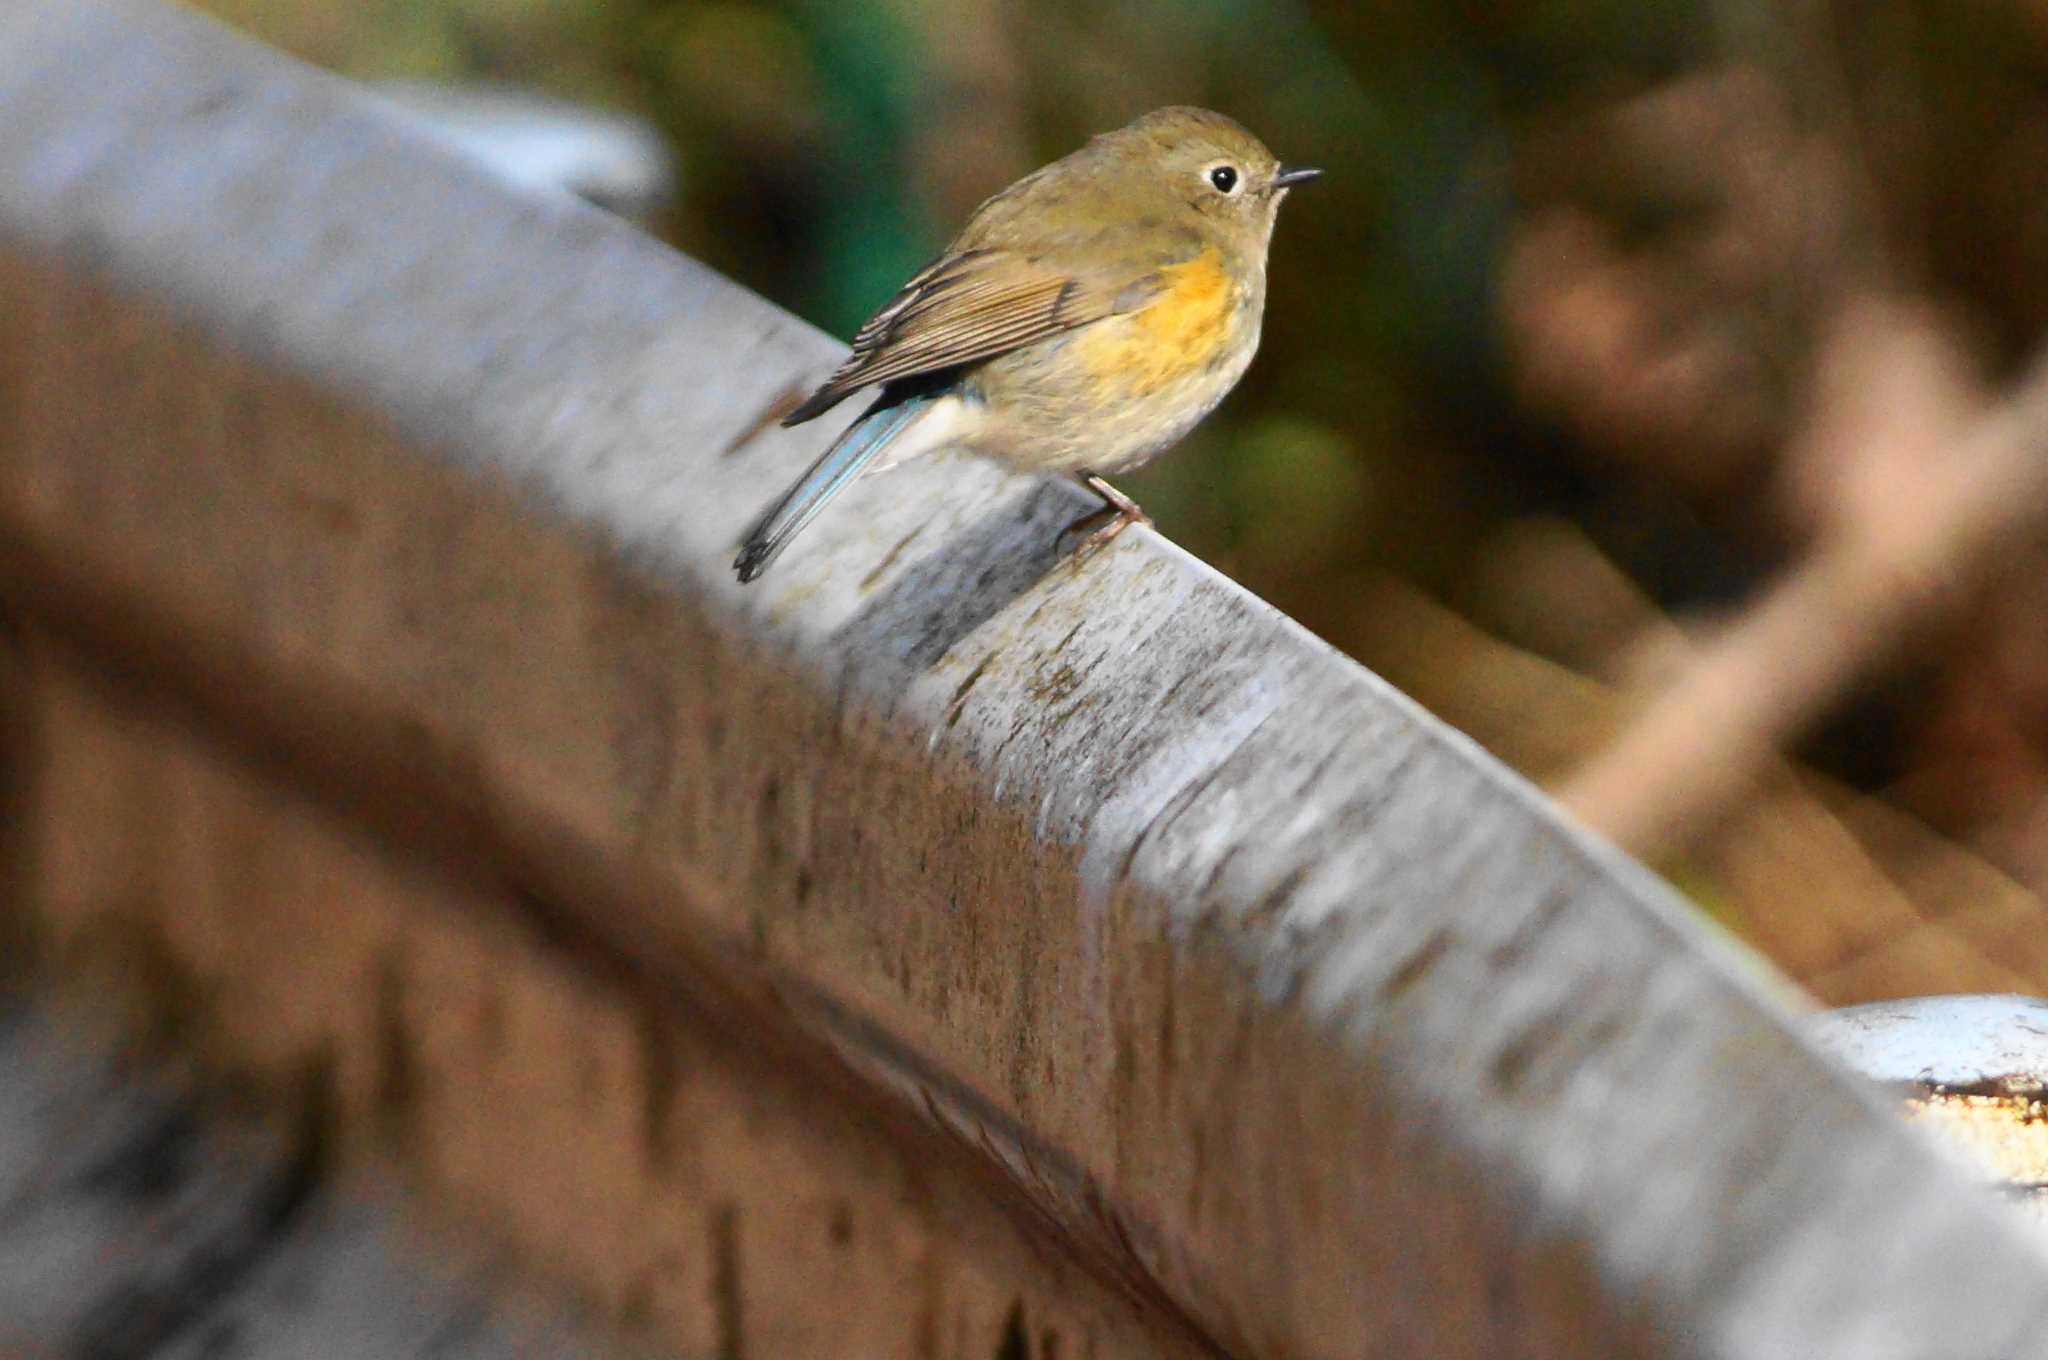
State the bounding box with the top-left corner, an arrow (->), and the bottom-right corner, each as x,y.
782,250 -> 1120,425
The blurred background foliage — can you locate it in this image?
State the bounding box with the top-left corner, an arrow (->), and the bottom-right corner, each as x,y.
192,0 -> 2048,1002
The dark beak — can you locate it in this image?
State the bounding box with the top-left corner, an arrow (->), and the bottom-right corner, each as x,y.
1272,164 -> 1323,189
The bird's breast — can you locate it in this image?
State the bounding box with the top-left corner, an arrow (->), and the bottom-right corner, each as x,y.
1074,246 -> 1250,400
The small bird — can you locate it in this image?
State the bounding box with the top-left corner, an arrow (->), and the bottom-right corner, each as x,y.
734,106 -> 1319,584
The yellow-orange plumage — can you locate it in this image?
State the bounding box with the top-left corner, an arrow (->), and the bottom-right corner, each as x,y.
1076,247 -> 1239,400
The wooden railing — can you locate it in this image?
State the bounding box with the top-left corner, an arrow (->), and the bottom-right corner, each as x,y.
4,2 -> 2047,1355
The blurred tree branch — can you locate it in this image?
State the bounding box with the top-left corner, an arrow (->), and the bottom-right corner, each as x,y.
1352,564 -> 2048,1002
1558,291 -> 2048,856
1507,3 -> 2048,879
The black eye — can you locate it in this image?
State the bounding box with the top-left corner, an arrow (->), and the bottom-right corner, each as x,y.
1207,165 -> 1239,194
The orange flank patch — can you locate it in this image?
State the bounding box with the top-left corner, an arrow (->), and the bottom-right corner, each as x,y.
1079,248 -> 1237,398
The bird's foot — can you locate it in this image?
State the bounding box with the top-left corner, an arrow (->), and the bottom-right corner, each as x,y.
1062,473 -> 1151,561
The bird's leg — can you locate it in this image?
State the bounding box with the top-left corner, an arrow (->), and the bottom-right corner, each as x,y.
1063,472 -> 1152,556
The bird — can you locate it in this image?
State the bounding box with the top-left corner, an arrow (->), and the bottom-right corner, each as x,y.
733,106 -> 1319,584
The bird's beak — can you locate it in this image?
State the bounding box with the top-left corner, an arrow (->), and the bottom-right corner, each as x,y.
1271,164 -> 1323,189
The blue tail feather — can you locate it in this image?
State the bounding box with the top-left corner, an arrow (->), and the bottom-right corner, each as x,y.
734,393 -> 933,583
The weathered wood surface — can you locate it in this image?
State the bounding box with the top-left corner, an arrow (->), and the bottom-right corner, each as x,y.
4,2 -> 2048,1357
6,640 -> 1214,1359
0,992 -> 627,1358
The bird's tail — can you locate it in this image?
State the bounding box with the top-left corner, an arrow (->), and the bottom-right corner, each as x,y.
734,392 -> 936,583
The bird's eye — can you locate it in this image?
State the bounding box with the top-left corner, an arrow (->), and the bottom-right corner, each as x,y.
1206,165 -> 1240,195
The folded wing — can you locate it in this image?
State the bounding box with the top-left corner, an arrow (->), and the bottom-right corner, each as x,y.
782,249 -> 1130,426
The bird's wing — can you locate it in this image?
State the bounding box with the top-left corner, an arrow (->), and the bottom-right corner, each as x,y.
782,249 -> 1144,425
